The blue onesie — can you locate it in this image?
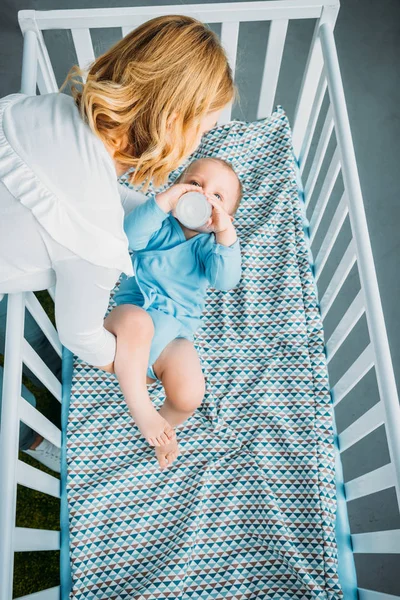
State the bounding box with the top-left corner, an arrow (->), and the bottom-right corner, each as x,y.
114,195 -> 242,380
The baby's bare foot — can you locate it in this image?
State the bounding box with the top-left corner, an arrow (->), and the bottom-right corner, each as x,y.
129,400 -> 175,447
155,436 -> 180,470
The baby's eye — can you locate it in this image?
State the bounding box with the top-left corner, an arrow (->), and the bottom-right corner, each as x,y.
190,181 -> 201,187
214,193 -> 222,200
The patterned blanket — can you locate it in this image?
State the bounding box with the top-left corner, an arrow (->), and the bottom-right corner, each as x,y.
62,108 -> 343,599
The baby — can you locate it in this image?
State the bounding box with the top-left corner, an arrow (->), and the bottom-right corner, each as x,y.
105,157 -> 242,469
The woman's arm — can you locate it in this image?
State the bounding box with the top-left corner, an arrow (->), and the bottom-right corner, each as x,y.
53,256 -> 120,370
117,183 -> 147,216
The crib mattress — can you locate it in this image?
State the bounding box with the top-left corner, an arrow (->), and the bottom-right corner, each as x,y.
61,108 -> 343,599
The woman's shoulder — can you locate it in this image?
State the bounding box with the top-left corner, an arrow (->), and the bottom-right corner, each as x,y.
0,92 -> 132,275
1,91 -> 78,121
2,91 -> 115,185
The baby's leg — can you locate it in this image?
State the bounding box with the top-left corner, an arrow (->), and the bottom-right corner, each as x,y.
151,338 -> 205,469
104,305 -> 175,447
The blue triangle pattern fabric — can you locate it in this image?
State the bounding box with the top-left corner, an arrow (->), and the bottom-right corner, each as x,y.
65,107 -> 343,599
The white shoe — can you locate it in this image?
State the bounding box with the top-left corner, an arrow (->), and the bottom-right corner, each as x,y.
23,438 -> 61,473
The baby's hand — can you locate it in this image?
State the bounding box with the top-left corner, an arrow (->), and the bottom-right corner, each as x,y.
155,183 -> 203,214
205,196 -> 238,247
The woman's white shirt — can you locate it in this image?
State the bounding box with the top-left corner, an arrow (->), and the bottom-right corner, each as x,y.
0,92 -> 149,366
0,92 -> 134,276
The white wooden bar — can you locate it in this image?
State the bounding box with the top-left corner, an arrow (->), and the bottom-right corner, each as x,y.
314,191 -> 347,281
71,28 -> 95,78
292,3 -> 338,157
122,19 -> 149,37
359,589 -> 400,600
36,29 -> 58,94
325,290 -> 364,361
0,294 -> 25,600
338,402 -> 385,454
21,30 -> 38,95
298,73 -> 327,173
25,292 -> 62,357
14,527 -> 60,552
320,22 -> 400,498
16,587 -> 61,600
304,106 -> 333,206
292,25 -> 323,158
352,530 -> 400,554
17,460 -> 60,499
219,21 -> 239,124
257,19 -> 288,119
319,239 -> 356,319
19,397 -> 62,449
22,340 -> 62,402
332,344 -> 374,408
345,463 -> 396,502
19,3 -> 329,33
309,147 -> 340,243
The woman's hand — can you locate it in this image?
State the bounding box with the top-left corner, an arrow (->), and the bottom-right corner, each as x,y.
155,183 -> 203,213
205,196 -> 237,247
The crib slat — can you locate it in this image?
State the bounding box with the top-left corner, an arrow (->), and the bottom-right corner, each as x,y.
35,28 -> 58,94
17,460 -> 60,498
338,402 -> 385,453
332,344 -> 374,407
309,147 -> 340,243
22,340 -> 62,402
257,19 -> 288,119
298,73 -> 327,174
325,290 -> 365,361
218,22 -> 239,124
71,28 -> 95,78
359,588 -> 400,600
16,586 -> 60,600
304,106 -> 334,207
0,294 -> 25,600
122,17 -> 149,37
314,191 -> 348,281
319,239 -> 356,319
345,463 -> 396,502
21,30 -> 38,96
14,527 -> 60,552
122,26 -> 134,37
352,529 -> 400,554
19,397 -> 62,448
292,22 -> 324,158
26,292 -> 62,358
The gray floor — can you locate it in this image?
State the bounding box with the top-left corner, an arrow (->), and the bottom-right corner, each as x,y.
1,0 -> 399,595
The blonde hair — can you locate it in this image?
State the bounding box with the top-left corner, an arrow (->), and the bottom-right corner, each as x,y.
62,15 -> 236,192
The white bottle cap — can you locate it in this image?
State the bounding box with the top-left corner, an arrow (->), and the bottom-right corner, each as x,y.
175,191 -> 212,229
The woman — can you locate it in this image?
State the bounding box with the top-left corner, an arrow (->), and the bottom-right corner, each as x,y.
0,15 -> 235,372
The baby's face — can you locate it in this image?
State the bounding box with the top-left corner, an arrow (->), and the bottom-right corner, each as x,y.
179,158 -> 240,217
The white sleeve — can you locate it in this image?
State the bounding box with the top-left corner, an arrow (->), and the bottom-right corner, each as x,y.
118,183 -> 148,216
53,256 -> 120,367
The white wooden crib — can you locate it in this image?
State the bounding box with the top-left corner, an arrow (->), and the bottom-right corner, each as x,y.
0,1 -> 399,598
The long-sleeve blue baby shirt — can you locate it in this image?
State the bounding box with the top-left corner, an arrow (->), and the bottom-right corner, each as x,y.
114,195 -> 242,338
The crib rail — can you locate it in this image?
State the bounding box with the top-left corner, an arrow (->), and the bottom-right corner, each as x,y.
296,23 -> 400,498
0,1 -> 397,598
0,294 -> 61,600
295,17 -> 400,599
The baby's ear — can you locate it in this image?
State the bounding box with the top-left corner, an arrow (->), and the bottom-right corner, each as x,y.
230,215 -> 234,222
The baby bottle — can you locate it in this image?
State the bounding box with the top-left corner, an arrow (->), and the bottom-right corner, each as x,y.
175,191 -> 212,229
